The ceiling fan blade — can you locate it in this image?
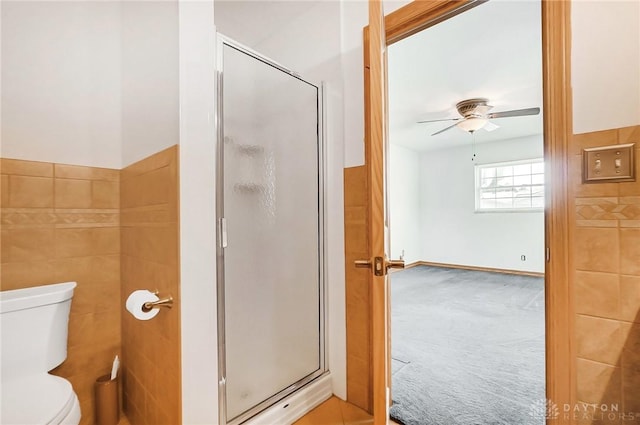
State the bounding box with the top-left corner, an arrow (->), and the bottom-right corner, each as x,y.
487,107 -> 540,119
417,117 -> 461,124
431,121 -> 460,136
483,121 -> 499,132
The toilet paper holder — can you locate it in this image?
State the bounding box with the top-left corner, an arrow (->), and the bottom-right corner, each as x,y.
141,291 -> 173,313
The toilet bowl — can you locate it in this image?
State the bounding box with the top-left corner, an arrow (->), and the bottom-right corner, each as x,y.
0,282 -> 81,425
2,375 -> 81,425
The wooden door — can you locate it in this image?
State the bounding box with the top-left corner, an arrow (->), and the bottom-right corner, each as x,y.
364,1 -> 393,424
362,1 -> 573,424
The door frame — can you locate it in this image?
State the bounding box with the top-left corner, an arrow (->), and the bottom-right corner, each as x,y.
363,0 -> 574,423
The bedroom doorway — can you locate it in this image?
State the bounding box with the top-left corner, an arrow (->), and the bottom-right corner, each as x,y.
386,2 -> 546,423
355,0 -> 573,423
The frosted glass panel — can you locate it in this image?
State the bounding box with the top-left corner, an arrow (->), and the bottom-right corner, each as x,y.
221,43 -> 321,421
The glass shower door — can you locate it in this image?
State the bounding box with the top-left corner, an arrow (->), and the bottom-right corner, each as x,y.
218,39 -> 324,424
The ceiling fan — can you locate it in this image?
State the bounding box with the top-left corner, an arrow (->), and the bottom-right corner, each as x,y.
417,98 -> 540,136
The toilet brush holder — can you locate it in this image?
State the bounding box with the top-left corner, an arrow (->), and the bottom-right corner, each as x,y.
95,374 -> 119,425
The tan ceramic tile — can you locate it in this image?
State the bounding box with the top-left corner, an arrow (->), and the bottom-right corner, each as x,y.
344,166 -> 368,207
53,254 -> 120,284
54,163 -> 119,181
576,315 -> 623,365
622,359 -> 640,413
618,126 -> 640,144
1,175 -> 9,207
92,180 -> 119,209
620,276 -> 640,323
575,271 -> 620,319
344,205 -> 368,229
121,166 -> 172,209
576,358 -> 622,405
67,310 -> 120,349
293,396 -> 343,425
340,398 -> 373,424
618,147 -> 640,197
620,322 -> 640,366
119,147 -> 180,424
1,208 -> 56,228
0,260 -> 57,290
54,178 -> 92,208
120,256 -> 173,295
70,279 -> 120,315
574,227 -> 620,273
575,197 -> 619,206
120,205 -> 173,227
619,196 -> 640,205
620,229 -> 640,276
346,354 -> 371,412
154,365 -> 181,424
120,225 -> 177,265
577,220 -> 619,228
55,227 -> 120,258
8,175 -> 54,207
573,129 -> 619,155
1,228 -> 55,263
1,158 -> 54,177
620,220 -> 640,228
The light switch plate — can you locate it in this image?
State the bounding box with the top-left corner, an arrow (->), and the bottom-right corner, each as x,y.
583,143 -> 635,183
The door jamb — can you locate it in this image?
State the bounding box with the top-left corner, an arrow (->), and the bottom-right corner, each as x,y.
363,0 -> 574,422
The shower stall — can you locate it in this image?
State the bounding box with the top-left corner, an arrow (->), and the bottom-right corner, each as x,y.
215,36 -> 328,424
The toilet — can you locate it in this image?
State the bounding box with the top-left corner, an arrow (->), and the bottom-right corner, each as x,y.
1,282 -> 81,425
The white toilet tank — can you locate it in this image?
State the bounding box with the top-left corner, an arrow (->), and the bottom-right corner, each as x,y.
0,282 -> 77,380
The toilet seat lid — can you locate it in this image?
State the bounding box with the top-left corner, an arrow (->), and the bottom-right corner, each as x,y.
1,374 -> 76,425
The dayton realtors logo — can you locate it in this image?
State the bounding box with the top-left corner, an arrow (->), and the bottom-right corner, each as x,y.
530,400 -> 639,422
529,399 -> 559,420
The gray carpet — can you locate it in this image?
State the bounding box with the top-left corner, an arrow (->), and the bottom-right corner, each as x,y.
389,265 -> 545,425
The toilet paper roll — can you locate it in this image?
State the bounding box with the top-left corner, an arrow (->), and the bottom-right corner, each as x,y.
126,290 -> 160,321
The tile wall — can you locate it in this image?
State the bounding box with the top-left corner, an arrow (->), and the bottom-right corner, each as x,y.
570,125 -> 640,422
0,158 -> 121,425
120,146 -> 181,425
343,165 -> 372,412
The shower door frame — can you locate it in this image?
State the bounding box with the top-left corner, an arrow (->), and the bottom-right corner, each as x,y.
214,34 -> 329,425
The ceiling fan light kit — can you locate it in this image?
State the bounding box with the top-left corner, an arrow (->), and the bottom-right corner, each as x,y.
457,117 -> 487,133
418,97 -> 541,136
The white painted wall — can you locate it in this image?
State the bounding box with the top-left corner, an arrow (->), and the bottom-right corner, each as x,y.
121,1 -> 180,167
572,0 -> 640,134
1,1 -> 122,168
178,2 -> 218,424
389,144 -> 422,264
414,136 -> 545,273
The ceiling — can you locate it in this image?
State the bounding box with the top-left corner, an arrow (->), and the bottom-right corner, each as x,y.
388,0 -> 543,152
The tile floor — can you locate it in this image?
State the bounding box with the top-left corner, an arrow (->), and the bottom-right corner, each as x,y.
294,396 -> 401,425
293,396 -> 372,425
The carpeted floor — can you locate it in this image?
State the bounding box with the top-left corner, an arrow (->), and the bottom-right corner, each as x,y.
389,265 -> 545,425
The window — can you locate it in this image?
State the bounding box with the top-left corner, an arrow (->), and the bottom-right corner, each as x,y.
475,159 -> 544,212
